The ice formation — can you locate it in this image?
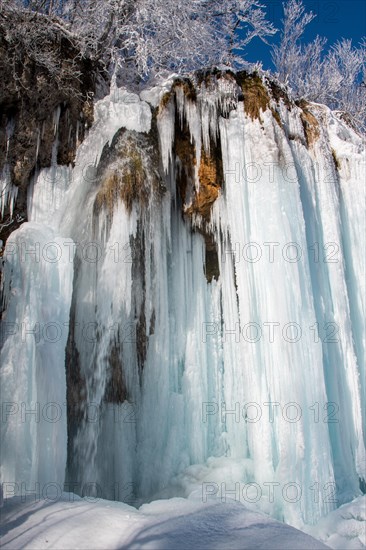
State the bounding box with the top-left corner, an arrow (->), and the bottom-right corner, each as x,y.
1,74 -> 365,532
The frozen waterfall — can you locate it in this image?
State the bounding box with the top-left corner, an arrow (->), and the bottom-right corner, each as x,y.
1,74 -> 365,530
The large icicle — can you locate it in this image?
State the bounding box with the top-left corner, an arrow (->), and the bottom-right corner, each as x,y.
292,105 -> 366,498
0,223 -> 74,495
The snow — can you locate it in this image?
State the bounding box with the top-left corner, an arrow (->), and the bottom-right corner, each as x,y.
305,496 -> 366,549
96,87 -> 151,134
0,494 -> 330,549
139,75 -> 178,107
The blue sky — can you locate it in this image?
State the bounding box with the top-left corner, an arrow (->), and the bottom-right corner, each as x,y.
244,0 -> 366,70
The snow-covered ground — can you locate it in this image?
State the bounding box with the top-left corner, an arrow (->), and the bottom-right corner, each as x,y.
305,496 -> 366,549
0,493 -> 331,549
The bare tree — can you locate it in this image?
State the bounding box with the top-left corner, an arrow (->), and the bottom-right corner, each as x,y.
271,0 -> 315,85
272,0 -> 366,132
204,0 -> 276,66
325,39 -> 366,130
3,0 -> 276,85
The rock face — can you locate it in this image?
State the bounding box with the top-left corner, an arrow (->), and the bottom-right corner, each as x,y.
95,128 -> 163,216
0,10 -> 99,248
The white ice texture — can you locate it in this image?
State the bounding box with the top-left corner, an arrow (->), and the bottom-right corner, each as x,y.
0,79 -> 365,536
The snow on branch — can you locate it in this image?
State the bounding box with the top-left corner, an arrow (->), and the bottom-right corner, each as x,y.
1,0 -> 276,86
272,0 -> 365,133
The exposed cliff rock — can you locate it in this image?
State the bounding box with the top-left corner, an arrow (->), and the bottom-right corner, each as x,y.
95,131 -> 163,216
297,99 -> 321,146
187,143 -> 223,223
0,10 -> 101,248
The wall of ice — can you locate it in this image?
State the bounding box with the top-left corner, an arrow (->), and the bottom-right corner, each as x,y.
0,75 -> 364,528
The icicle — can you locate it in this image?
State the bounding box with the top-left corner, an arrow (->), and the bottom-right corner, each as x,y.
217,75 -> 238,117
199,77 -> 220,153
53,105 -> 61,136
8,184 -> 18,218
0,225 -> 74,492
68,124 -> 73,148
0,168 -> 9,218
0,165 -> 17,219
198,75 -> 238,154
175,85 -> 185,128
157,98 -> 175,173
35,127 -> 41,162
50,107 -> 61,165
76,120 -> 80,147
28,165 -> 71,225
5,118 -> 14,160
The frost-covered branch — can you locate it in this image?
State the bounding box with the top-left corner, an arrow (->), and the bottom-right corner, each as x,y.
2,0 -> 276,86
272,0 -> 366,132
271,0 -> 315,84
